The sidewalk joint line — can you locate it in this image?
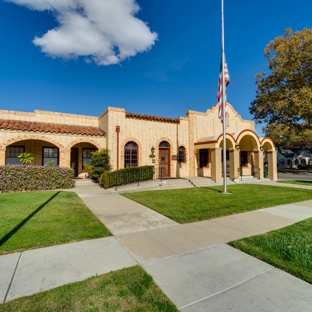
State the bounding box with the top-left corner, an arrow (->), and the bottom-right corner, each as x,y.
179,267 -> 273,310
4,252 -> 22,303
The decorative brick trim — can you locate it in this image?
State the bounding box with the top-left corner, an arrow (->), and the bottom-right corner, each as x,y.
3,134 -> 65,149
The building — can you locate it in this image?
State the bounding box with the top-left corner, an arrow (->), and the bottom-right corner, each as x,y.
0,103 -> 277,181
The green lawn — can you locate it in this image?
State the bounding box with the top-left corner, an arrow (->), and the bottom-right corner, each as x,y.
0,266 -> 178,312
122,184 -> 312,223
0,191 -> 111,255
277,180 -> 312,186
229,218 -> 312,284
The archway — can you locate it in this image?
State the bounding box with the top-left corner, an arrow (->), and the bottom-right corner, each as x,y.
5,139 -> 60,166
69,142 -> 98,177
158,141 -> 170,178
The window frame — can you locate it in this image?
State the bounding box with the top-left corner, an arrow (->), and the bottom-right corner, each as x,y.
178,146 -> 186,163
124,141 -> 138,168
5,146 -> 25,164
42,147 -> 59,166
82,148 -> 97,167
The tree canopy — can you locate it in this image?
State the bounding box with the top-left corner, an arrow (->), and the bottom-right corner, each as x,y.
250,28 -> 312,147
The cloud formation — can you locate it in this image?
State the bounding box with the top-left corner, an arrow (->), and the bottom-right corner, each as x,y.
8,0 -> 158,65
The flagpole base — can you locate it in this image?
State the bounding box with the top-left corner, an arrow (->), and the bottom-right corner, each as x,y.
220,192 -> 231,195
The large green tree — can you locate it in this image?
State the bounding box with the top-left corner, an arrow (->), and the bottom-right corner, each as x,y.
250,28 -> 312,147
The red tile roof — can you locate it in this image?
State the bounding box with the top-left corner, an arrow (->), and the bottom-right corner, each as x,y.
126,112 -> 179,123
0,119 -> 104,136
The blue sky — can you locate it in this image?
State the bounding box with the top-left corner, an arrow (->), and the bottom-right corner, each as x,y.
1,0 -> 312,134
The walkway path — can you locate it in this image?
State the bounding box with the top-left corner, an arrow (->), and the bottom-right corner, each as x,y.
1,179 -> 312,311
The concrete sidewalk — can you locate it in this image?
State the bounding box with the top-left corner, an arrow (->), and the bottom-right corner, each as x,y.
1,179 -> 312,311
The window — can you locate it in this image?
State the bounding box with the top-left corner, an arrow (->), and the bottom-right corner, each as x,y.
199,149 -> 209,168
43,147 -> 59,166
83,148 -> 97,166
159,141 -> 170,148
124,141 -> 138,168
6,146 -> 25,164
240,151 -> 248,167
178,146 -> 186,162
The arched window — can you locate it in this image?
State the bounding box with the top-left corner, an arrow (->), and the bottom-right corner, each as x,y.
159,141 -> 170,148
178,146 -> 186,163
124,141 -> 138,168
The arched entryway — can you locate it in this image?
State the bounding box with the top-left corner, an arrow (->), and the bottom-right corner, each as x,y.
261,139 -> 277,180
158,141 -> 170,178
70,142 -> 98,177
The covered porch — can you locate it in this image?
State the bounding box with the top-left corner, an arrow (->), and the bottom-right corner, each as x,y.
194,130 -> 276,182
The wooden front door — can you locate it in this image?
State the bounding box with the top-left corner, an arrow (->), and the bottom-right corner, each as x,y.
159,149 -> 170,178
70,148 -> 79,177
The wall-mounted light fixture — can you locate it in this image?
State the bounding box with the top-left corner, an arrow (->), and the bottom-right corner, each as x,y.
149,146 -> 156,158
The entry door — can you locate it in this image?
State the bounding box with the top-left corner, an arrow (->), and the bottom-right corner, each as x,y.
70,148 -> 79,177
159,149 -> 170,178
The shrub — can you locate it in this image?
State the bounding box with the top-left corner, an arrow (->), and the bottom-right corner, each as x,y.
0,165 -> 75,193
89,149 -> 111,179
18,152 -> 34,165
101,166 -> 154,189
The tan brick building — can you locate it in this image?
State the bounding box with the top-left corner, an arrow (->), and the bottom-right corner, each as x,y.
0,103 -> 277,181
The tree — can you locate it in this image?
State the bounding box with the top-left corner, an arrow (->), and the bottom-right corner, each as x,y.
88,149 -> 111,179
250,28 -> 312,146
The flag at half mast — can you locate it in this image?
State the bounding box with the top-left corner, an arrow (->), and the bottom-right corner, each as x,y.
217,58 -> 230,119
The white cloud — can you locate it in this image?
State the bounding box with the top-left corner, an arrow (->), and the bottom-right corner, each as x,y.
8,0 -> 158,65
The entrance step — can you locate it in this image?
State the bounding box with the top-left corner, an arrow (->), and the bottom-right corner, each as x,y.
158,178 -> 195,189
74,178 -> 97,186
107,178 -> 195,193
188,177 -> 216,187
240,175 -> 259,182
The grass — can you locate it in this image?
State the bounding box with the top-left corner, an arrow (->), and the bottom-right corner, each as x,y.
122,184 -> 312,223
277,180 -> 312,186
0,266 -> 178,312
0,191 -> 111,255
229,218 -> 312,284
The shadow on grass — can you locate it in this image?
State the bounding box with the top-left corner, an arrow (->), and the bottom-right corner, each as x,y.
0,191 -> 60,247
203,187 -> 223,193
297,180 -> 312,184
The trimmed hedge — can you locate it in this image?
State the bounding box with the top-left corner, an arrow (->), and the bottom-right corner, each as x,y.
101,166 -> 154,189
0,165 -> 75,193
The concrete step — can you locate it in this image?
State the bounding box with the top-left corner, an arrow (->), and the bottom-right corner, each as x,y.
188,177 -> 216,187
240,175 -> 258,182
74,178 -> 96,185
107,178 -> 195,193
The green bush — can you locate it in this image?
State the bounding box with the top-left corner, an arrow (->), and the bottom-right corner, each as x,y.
101,166 -> 154,189
89,149 -> 111,179
0,165 -> 75,193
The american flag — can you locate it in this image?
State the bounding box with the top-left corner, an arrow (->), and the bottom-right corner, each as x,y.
217,58 -> 230,119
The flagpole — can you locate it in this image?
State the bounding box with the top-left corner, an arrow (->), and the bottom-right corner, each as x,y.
221,0 -> 227,193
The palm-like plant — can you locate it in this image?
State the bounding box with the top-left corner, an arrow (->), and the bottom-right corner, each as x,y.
18,152 -> 34,165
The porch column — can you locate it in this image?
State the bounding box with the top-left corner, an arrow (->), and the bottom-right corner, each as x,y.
253,151 -> 264,179
211,148 -> 222,181
267,150 -> 277,181
229,149 -> 240,181
59,148 -> 71,168
0,147 -> 5,166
